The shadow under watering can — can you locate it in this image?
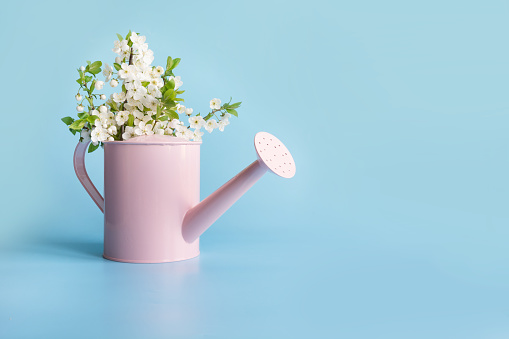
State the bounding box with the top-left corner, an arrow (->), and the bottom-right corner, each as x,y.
74,131 -> 296,263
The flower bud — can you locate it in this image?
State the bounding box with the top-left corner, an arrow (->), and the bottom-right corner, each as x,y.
99,105 -> 108,114
100,94 -> 106,100
185,108 -> 193,116
95,81 -> 104,90
110,79 -> 119,87
80,66 -> 85,71
76,105 -> 84,112
75,94 -> 83,101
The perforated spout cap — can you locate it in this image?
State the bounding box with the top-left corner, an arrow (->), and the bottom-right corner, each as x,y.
254,132 -> 296,178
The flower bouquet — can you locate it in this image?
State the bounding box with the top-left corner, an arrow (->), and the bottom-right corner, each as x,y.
62,30 -> 241,152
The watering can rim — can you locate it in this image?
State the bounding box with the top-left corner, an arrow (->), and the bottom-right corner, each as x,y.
102,134 -> 202,146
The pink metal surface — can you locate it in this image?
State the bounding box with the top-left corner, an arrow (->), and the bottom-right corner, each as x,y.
182,160 -> 268,243
254,132 -> 296,178
73,132 -> 296,263
73,141 -> 105,213
182,131 -> 296,243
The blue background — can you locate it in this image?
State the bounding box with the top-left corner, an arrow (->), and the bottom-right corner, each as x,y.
1,0 -> 508,338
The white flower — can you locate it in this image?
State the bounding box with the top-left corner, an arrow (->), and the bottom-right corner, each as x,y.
185,108 -> 193,115
102,63 -> 113,81
115,56 -> 122,64
113,40 -> 129,54
116,111 -> 130,125
118,63 -> 135,81
169,119 -> 182,129
100,94 -> 106,100
218,119 -> 230,132
108,125 -> 117,135
90,109 -> 99,117
95,81 -> 104,90
75,94 -> 83,101
134,121 -> 154,136
193,129 -> 204,141
80,66 -> 85,71
189,116 -> 205,129
204,119 -> 218,133
99,105 -> 108,114
80,129 -> 91,143
110,79 -> 119,87
154,66 -> 164,76
112,92 -> 126,103
176,104 -> 186,114
122,126 -> 136,140
130,32 -> 146,45
76,104 -> 84,112
210,98 -> 221,110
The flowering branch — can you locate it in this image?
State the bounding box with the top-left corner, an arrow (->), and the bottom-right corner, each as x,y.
62,30 -> 242,152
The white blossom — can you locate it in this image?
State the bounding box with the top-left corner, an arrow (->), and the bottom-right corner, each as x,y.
112,92 -> 126,103
210,98 -> 221,110
122,126 -> 136,140
116,111 -> 129,125
189,116 -> 205,129
193,129 -> 204,141
102,63 -> 113,81
99,105 -> 108,114
204,119 -> 218,133
75,94 -> 83,101
95,81 -> 104,90
77,104 -> 84,112
110,79 -> 118,87
100,94 -> 106,100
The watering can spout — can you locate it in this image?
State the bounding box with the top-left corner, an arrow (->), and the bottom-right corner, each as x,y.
182,132 -> 296,243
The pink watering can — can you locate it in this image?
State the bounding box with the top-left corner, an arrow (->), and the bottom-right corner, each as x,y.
73,132 -> 296,263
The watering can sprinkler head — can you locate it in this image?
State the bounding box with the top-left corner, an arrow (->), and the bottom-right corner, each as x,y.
182,131 -> 296,243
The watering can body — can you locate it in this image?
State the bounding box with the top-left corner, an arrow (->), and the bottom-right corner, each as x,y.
73,132 -> 296,263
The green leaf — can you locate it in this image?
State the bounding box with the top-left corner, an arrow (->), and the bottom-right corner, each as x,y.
84,75 -> 92,82
86,60 -> 91,65
89,67 -> 101,75
166,111 -> 179,120
89,81 -> 96,93
226,109 -> 238,117
127,114 -> 134,127
176,90 -> 185,94
88,142 -> 100,153
77,112 -> 88,119
166,56 -> 173,70
76,78 -> 84,85
171,58 -> 181,70
69,119 -> 86,130
116,33 -> 123,41
163,99 -> 176,108
168,78 -> 175,90
90,61 -> 102,68
174,98 -> 184,102
159,115 -> 168,121
87,115 -> 99,125
126,30 -> 132,41
141,81 -> 149,87
228,102 -> 242,109
61,116 -> 74,125
113,63 -> 122,71
70,128 -> 77,135
164,88 -> 176,100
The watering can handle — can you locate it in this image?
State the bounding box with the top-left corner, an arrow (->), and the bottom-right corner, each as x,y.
73,141 -> 105,213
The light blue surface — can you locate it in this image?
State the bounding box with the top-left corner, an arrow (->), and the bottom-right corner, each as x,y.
1,0 -> 509,338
